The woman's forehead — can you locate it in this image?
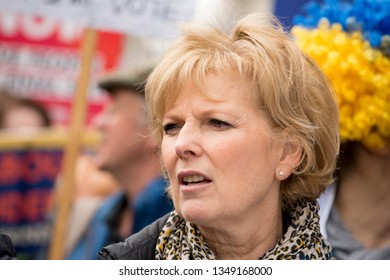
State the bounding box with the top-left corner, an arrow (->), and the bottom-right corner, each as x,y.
161,74 -> 264,122
168,71 -> 255,102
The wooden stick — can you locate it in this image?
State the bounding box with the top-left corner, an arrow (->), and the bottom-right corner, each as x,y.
49,28 -> 98,260
0,127 -> 99,149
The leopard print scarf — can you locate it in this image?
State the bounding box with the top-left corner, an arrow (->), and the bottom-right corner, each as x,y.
155,200 -> 334,260
155,211 -> 216,259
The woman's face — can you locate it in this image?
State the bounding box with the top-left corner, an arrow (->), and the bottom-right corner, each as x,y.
3,106 -> 45,129
161,73 -> 285,228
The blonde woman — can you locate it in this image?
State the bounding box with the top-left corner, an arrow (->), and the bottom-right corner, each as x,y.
99,13 -> 339,260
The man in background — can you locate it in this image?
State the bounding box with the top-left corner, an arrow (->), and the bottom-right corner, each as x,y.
66,62 -> 172,259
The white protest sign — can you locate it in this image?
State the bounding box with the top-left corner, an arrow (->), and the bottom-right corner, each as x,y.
0,0 -> 196,38
0,0 -> 92,21
95,0 -> 196,38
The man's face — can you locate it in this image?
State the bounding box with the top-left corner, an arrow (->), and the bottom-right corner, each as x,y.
93,89 -> 148,173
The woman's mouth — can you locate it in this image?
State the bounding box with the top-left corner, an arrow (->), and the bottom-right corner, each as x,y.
178,172 -> 212,186
182,175 -> 211,185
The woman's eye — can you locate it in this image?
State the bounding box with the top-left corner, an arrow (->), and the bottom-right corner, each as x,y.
163,123 -> 181,135
208,119 -> 231,128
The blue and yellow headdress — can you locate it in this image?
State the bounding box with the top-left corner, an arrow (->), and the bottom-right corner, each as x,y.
292,0 -> 390,149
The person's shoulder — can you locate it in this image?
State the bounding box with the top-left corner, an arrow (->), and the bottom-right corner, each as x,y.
98,212 -> 171,260
95,190 -> 126,217
139,176 -> 168,198
132,177 -> 172,233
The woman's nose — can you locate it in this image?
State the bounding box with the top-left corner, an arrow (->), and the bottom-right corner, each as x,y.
174,124 -> 202,159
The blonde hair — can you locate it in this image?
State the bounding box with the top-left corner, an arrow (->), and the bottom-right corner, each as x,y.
146,13 -> 340,210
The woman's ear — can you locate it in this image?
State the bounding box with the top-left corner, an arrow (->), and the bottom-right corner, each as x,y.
276,136 -> 302,180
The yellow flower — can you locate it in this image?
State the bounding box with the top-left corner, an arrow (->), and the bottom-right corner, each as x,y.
292,20 -> 390,149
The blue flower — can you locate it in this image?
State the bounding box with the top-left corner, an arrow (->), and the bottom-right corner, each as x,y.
293,0 -> 390,54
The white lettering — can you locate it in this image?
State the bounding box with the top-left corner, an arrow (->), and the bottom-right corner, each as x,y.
57,21 -> 82,43
0,12 -> 81,44
0,13 -> 18,37
21,16 -> 56,41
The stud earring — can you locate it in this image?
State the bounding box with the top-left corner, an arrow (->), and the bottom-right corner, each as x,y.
278,170 -> 285,177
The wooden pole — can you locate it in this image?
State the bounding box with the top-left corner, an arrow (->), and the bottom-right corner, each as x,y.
49,28 -> 98,260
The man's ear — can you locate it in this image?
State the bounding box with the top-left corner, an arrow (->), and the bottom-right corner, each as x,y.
144,132 -> 159,159
276,135 -> 302,180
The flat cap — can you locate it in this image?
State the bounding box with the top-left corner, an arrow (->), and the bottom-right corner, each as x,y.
97,60 -> 156,95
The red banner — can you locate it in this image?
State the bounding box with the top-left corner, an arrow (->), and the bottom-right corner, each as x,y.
0,11 -> 125,125
0,148 -> 63,259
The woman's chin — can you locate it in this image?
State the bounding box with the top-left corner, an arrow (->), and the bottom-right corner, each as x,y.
178,202 -> 213,226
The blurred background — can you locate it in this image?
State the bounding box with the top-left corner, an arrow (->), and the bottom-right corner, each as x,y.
0,0 -> 315,260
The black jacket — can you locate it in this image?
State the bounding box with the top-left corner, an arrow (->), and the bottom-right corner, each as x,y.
98,213 -> 170,260
0,233 -> 17,260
